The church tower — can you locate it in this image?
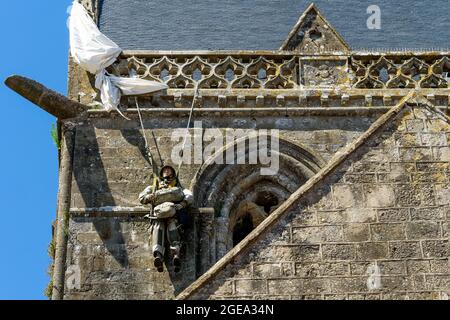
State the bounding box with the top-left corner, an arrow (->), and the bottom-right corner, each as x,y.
6,1 -> 450,300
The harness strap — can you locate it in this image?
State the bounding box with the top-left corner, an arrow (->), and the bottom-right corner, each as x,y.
152,174 -> 159,193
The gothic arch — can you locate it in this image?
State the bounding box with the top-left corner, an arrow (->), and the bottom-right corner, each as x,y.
191,135 -> 325,265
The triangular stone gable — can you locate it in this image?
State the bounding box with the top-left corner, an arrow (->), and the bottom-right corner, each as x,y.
280,3 -> 351,54
178,92 -> 450,300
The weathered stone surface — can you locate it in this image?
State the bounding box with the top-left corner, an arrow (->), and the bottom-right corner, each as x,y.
371,223 -> 406,241
65,216 -> 197,300
179,101 -> 450,300
46,2 -> 450,301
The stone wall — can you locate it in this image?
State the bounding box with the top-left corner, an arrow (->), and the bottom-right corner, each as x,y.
186,104 -> 450,300
63,113 -> 377,299
69,115 -> 375,209
65,216 -> 197,300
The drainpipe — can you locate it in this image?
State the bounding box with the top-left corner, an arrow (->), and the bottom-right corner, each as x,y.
52,122 -> 76,300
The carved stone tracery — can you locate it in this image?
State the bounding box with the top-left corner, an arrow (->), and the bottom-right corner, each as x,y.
109,53 -> 450,91
109,55 -> 299,90
353,56 -> 450,89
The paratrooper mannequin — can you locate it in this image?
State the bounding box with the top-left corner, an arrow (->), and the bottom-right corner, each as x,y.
139,165 -> 193,273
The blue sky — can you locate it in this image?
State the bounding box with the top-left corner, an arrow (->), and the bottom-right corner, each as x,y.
0,0 -> 72,300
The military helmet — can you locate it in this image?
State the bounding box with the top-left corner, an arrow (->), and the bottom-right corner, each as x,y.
159,165 -> 177,178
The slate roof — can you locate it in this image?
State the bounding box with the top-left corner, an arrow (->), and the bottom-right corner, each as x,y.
98,0 -> 450,51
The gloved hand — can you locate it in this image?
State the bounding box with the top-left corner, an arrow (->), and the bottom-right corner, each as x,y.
145,193 -> 156,203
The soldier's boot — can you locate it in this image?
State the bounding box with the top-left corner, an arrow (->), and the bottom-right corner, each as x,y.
152,220 -> 165,272
171,247 -> 181,273
167,219 -> 182,273
153,252 -> 164,273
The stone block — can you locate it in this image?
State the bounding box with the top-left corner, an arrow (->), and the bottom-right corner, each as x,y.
350,262 -> 371,276
377,208 -> 410,222
406,260 -> 430,275
435,184 -> 450,206
77,232 -> 104,245
333,184 -> 363,209
268,278 -> 327,295
322,244 -> 356,261
420,133 -> 447,146
381,292 -> 408,300
344,174 -> 376,184
426,119 -> 449,132
395,133 -> 420,147
328,277 -> 367,293
253,263 -> 283,278
214,281 -> 234,296
294,263 -> 320,277
410,207 -> 444,220
406,221 -> 441,240
319,262 -> 350,276
408,292 -> 440,300
379,276 -> 412,291
422,240 -> 449,258
343,224 -> 370,242
345,208 -> 377,223
424,275 -> 450,290
291,226 -> 343,243
399,147 -> 433,161
353,161 -> 389,173
371,223 -> 406,241
388,241 -> 422,259
379,261 -> 407,275
405,119 -> 425,132
348,293 -> 380,300
432,147 -> 450,162
271,245 -> 321,262
356,242 -> 388,260
377,172 -> 411,183
291,210 -> 317,226
324,294 -> 346,300
235,279 -> 267,295
395,184 -> 422,207
411,172 -> 448,184
365,185 -> 396,208
417,162 -> 449,173
430,259 -> 450,274
316,210 -> 344,224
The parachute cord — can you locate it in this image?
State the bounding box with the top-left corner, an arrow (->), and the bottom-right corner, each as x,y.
177,83 -> 199,175
135,97 -> 154,170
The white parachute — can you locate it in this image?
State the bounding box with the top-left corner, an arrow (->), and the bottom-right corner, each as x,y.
68,1 -> 168,113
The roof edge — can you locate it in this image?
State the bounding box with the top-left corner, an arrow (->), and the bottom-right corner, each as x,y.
176,90 -> 418,300
122,50 -> 450,56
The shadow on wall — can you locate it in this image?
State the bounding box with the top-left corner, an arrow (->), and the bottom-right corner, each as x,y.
73,120 -> 158,265
72,122 -> 197,296
120,126 -> 162,172
72,125 -> 129,268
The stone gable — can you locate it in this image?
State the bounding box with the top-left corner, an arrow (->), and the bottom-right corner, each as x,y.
180,96 -> 450,300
